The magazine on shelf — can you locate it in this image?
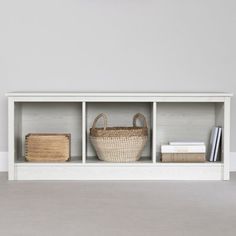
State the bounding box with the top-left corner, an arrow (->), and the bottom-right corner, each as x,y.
209,127 -> 219,162
213,127 -> 222,162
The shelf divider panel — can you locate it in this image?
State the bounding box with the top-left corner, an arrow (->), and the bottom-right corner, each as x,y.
152,102 -> 157,163
82,102 -> 86,164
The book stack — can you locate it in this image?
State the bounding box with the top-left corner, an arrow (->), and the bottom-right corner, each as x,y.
209,127 -> 222,162
161,142 -> 206,163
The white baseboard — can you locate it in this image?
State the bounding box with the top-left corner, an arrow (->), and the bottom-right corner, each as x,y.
0,152 -> 8,172
230,152 -> 236,172
0,152 -> 236,172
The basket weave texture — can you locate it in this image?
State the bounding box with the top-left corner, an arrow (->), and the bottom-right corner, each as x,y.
25,133 -> 71,162
90,113 -> 148,162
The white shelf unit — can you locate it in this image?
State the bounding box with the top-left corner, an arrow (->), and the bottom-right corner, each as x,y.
7,92 -> 232,180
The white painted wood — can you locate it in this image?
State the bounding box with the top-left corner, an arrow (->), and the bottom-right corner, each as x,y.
6,92 -> 233,97
5,96 -> 228,103
154,97 -> 226,102
15,156 -> 222,168
152,102 -> 157,163
3,152 -> 236,172
82,102 -> 86,164
223,97 -> 231,180
156,162 -> 223,167
14,165 -> 224,180
6,92 -> 232,181
8,98 -> 15,180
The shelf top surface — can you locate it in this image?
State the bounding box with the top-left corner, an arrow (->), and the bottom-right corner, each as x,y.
6,92 -> 233,97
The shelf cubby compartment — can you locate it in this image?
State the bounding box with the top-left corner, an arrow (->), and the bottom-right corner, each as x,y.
86,102 -> 154,164
156,102 -> 225,163
14,102 -> 83,163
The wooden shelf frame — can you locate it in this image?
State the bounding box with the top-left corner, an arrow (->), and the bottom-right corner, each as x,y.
7,92 -> 232,180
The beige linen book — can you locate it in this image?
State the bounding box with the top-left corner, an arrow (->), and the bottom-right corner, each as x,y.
161,153 -> 206,163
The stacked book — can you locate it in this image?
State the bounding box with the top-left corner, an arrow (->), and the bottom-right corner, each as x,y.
209,126 -> 222,162
161,142 -> 206,163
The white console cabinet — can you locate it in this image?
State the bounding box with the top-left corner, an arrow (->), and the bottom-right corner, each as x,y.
6,92 -> 232,180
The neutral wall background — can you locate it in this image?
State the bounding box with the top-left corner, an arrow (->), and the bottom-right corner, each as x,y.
0,0 -> 235,152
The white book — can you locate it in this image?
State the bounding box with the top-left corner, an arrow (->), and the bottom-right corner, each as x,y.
169,142 -> 205,146
209,127 -> 219,162
161,145 -> 206,153
213,127 -> 222,162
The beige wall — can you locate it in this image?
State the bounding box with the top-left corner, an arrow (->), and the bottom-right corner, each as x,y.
0,0 -> 235,151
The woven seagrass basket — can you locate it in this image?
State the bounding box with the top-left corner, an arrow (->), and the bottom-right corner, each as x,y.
25,133 -> 71,162
90,113 -> 148,162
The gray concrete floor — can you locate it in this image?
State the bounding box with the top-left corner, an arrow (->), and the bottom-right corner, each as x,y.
0,173 -> 236,236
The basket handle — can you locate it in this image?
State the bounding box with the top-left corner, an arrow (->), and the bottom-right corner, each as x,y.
133,113 -> 147,128
92,113 -> 108,130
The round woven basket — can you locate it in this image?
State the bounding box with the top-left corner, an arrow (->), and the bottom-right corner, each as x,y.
90,113 -> 148,162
